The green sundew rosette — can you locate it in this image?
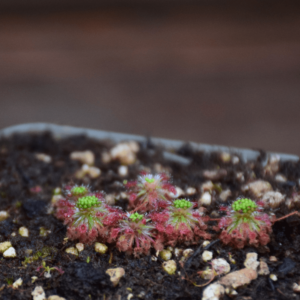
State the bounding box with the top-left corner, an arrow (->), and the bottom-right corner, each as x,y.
129,212 -> 144,222
173,199 -> 193,209
76,195 -> 99,209
71,186 -> 88,196
232,198 -> 257,214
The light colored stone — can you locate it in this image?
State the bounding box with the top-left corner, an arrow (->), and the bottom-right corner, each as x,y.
3,247 -> 16,258
244,253 -> 259,271
186,187 -> 197,195
261,191 -> 285,209
110,142 -> 139,165
75,164 -> 101,179
35,153 -> 52,163
275,174 -> 287,182
270,274 -> 277,281
202,283 -> 225,300
39,227 -> 51,237
203,169 -> 227,181
236,172 -> 245,182
246,180 -> 273,197
51,195 -> 64,205
212,258 -> 230,275
88,166 -> 101,178
220,152 -> 231,163
105,194 -> 116,206
151,255 -> 157,261
225,287 -> 238,297
199,192 -> 212,206
31,276 -> 38,283
76,243 -> 84,252
0,211 -> 9,222
101,152 -> 111,164
48,296 -> 66,300
218,268 -> 257,289
70,150 -> 95,165
293,283 -> 300,293
201,181 -> 214,193
159,249 -> 172,261
174,248 -> 183,258
11,232 -> 16,237
219,189 -> 232,202
201,268 -> 214,280
202,250 -> 213,262
32,286 -> 46,300
258,260 -> 270,275
264,155 -> 280,176
232,156 -> 240,164
95,242 -> 108,254
12,278 -> 22,289
162,260 -> 177,275
118,165 -> 128,177
65,247 -> 78,256
19,226 -> 29,237
203,241 -> 210,247
169,186 -> 184,198
106,267 -> 125,286
183,249 -> 194,259
269,256 -> 277,262
0,241 -> 12,253
127,294 -> 133,300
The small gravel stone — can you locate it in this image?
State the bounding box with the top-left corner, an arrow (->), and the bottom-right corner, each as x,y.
12,278 -> 22,289
202,250 -> 213,262
232,156 -> 240,164
31,276 -> 38,283
65,247 -> 78,256
201,181 -> 214,192
261,191 -> 285,209
0,241 -> 12,253
162,260 -> 177,275
202,283 -> 225,300
218,268 -> 257,289
246,180 -> 273,197
270,274 -> 277,281
203,169 -> 227,181
106,267 -> 125,286
275,174 -> 287,182
244,253 -> 259,271
293,283 -> 300,293
269,256 -> 277,262
76,243 -> 84,252
203,241 -> 210,247
0,211 -> 9,222
212,258 -> 230,275
70,150 -> 95,165
159,249 -> 172,261
220,152 -> 231,163
18,226 -> 29,237
258,260 -> 270,275
95,242 -> 108,254
186,187 -> 197,195
118,165 -> 128,177
35,153 -> 52,163
32,286 -> 46,300
174,248 -> 183,258
219,189 -> 232,202
169,186 -> 184,198
3,247 -> 16,258
199,192 -> 212,206
110,142 -> 139,165
48,296 -> 66,300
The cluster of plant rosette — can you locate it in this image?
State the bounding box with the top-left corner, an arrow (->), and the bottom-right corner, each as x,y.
55,172 -> 291,256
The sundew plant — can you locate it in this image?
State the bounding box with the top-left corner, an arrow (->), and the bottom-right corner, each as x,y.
55,172 -> 297,255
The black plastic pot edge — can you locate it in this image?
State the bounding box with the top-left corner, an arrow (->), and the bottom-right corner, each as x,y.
0,123 -> 298,164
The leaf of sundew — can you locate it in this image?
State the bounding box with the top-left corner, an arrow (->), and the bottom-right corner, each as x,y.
95,217 -> 104,227
248,219 -> 261,232
88,216 -> 94,230
137,191 -> 147,197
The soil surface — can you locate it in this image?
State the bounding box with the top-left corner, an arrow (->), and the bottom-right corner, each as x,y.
0,133 -> 300,300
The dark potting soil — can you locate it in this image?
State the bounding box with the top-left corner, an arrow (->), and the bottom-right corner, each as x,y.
0,132 -> 300,300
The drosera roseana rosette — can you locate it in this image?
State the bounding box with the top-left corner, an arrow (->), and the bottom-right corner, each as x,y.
150,199 -> 211,247
124,172 -> 176,213
56,186 -> 124,244
217,198 -> 273,249
111,212 -> 157,257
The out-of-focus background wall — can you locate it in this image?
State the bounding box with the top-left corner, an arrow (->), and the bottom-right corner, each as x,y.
1,0 -> 300,154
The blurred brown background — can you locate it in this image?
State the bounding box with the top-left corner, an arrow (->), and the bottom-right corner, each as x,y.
1,1 -> 300,155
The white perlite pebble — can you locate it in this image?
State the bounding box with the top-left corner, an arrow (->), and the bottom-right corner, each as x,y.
12,278 -> 22,289
202,241 -> 210,247
95,242 -> 108,254
0,211 -> 9,222
118,165 -> 128,177
199,192 -> 212,206
202,283 -> 225,300
18,226 -> 29,237
244,253 -> 259,271
70,150 -> 95,165
245,180 -> 273,197
219,189 -> 232,202
202,250 -> 213,262
35,153 -> 52,163
258,260 -> 270,275
48,296 -> 67,300
65,247 -> 78,256
232,156 -> 240,164
32,286 -> 46,300
275,174 -> 287,182
3,247 -> 16,258
110,142 -> 139,165
0,241 -> 12,253
261,191 -> 285,209
169,187 -> 184,198
75,164 -> 101,179
159,250 -> 172,261
76,243 -> 84,252
270,274 -> 278,281
293,283 -> 300,293
186,187 -> 197,195
212,258 -> 230,275
162,260 -> 177,275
